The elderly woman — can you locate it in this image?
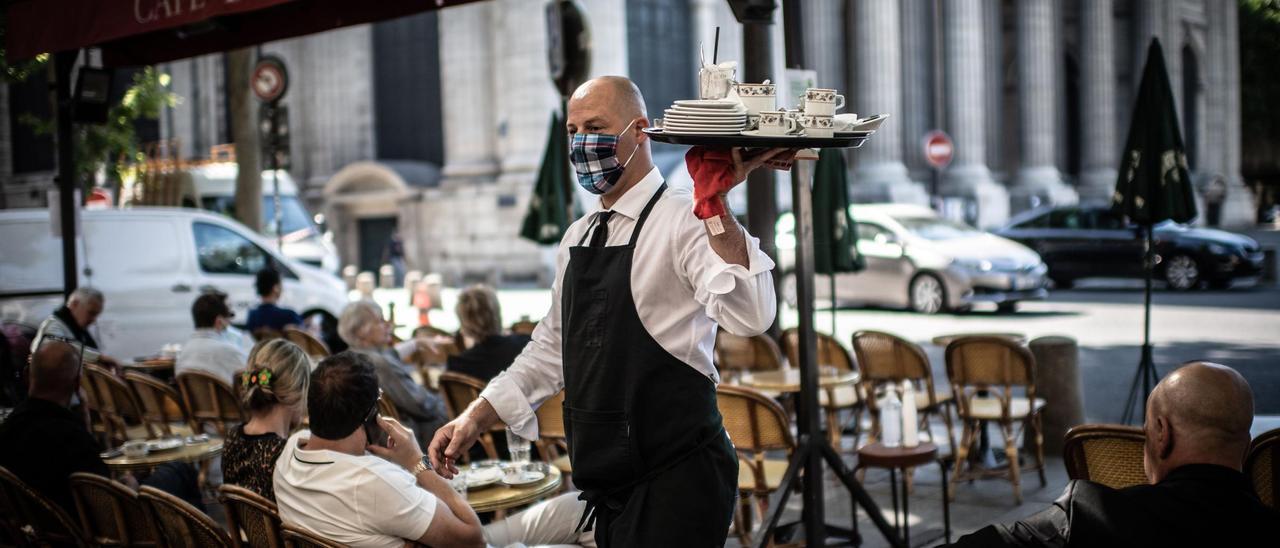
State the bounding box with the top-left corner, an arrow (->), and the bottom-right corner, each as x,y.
222,339 -> 310,501
446,285 -> 531,383
338,300 -> 448,449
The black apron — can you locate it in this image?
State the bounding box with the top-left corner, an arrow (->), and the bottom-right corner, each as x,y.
562,184 -> 738,547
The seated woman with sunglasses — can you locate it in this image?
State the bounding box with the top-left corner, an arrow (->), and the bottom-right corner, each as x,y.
222,339 -> 310,501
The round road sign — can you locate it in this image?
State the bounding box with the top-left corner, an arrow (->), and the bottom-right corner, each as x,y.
923,130 -> 954,169
252,56 -> 288,103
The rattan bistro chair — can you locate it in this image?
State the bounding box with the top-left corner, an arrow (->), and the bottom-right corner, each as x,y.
176,370 -> 246,437
85,363 -> 153,445
945,336 -> 1047,504
714,331 -> 787,374
218,484 -> 285,548
69,472 -> 159,547
534,390 -> 573,477
125,371 -> 193,438
1246,427 -> 1280,509
1062,424 -> 1149,489
716,384 -> 796,546
139,485 -> 232,548
281,524 -> 345,548
283,327 -> 329,360
780,328 -> 864,447
438,371 -> 502,461
852,330 -> 957,454
0,465 -> 86,547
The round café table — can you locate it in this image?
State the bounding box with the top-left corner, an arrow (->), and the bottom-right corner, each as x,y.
123,357 -> 176,376
856,442 -> 950,547
467,465 -> 563,513
103,437 -> 223,472
738,368 -> 860,393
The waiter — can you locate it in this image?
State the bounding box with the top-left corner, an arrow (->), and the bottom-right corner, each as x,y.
429,76 -> 790,546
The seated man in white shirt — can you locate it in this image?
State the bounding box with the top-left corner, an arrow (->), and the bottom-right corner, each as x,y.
175,292 -> 248,383
275,351 -> 595,548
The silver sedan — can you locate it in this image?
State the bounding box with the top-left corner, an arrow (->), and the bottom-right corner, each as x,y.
777,204 -> 1049,314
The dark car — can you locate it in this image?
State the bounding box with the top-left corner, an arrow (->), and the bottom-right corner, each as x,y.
997,205 -> 1264,290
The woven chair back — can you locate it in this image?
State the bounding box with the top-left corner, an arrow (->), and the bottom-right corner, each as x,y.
1246,427 -> 1280,509
139,486 -> 232,548
714,332 -> 785,373
281,524 -> 345,548
0,465 -> 86,546
716,385 -> 794,452
218,484 -> 285,548
176,370 -> 246,436
70,472 -> 158,547
1062,424 -> 1149,489
125,371 -> 190,437
780,328 -> 855,372
283,327 -> 329,359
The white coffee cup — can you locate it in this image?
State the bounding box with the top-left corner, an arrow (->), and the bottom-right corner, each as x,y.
735,83 -> 776,116
799,114 -> 835,137
802,88 -> 845,116
757,110 -> 798,136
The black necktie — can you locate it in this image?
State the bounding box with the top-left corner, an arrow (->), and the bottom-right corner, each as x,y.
589,211 -> 614,247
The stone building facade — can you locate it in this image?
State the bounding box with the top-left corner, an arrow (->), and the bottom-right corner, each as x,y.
0,0 -> 1255,283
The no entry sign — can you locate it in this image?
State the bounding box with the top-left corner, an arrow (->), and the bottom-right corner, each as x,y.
923,130 -> 954,169
252,56 -> 289,103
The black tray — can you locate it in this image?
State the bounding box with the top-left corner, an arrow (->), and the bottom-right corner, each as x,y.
644,128 -> 869,148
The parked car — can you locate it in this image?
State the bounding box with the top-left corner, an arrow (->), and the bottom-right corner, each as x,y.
997,205 -> 1265,290
0,207 -> 349,360
776,204 -> 1049,314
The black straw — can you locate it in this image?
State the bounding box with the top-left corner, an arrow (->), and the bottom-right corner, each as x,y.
713,26 -> 720,64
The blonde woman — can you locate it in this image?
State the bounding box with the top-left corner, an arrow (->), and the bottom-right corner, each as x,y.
222,339 -> 310,501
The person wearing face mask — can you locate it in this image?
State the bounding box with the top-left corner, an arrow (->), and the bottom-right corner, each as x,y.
175,291 -> 250,384
428,76 -> 794,547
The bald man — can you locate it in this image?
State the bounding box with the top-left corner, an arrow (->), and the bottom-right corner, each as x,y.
944,362 -> 1279,547
0,340 -> 109,512
429,76 -> 791,546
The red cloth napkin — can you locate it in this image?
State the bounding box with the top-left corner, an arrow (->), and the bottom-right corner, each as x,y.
685,147 -> 734,219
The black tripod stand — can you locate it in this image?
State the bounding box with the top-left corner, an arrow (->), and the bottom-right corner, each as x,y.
752,159 -> 904,548
1121,224 -> 1160,424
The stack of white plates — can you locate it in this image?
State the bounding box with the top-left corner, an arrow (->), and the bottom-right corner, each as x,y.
659,100 -> 747,135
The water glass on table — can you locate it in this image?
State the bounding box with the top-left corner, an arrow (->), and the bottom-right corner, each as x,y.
506,427 -> 531,464
448,470 -> 468,496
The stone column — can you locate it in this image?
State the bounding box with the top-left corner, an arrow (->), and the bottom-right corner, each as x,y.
983,0 -> 1004,176
803,0 -> 845,89
438,2 -> 498,183
1010,0 -> 1076,212
1219,1 -> 1254,226
899,0 -> 934,184
942,0 -> 1007,227
850,0 -> 925,204
1078,0 -> 1119,203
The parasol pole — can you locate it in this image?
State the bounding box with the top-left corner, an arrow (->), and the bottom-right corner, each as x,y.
1122,223 -> 1158,423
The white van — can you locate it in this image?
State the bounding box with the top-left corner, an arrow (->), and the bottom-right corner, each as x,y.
186,163 -> 341,274
0,207 -> 349,361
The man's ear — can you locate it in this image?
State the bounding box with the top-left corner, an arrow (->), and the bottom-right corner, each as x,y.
633,118 -> 649,142
1155,416 -> 1175,459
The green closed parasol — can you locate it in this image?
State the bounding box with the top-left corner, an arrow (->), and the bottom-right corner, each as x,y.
520,108 -> 576,245
1112,38 -> 1197,423
811,148 -> 864,335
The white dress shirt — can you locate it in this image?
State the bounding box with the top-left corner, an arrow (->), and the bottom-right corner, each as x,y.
480,166 -> 777,441
175,329 -> 249,384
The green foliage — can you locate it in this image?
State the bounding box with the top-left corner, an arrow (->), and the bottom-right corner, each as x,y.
22,67 -> 180,190
1240,0 -> 1280,142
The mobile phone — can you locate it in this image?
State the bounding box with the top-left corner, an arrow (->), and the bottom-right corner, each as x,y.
364,413 -> 389,447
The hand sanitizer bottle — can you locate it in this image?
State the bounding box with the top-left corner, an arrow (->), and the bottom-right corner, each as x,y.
881,384 -> 902,448
901,380 -> 919,448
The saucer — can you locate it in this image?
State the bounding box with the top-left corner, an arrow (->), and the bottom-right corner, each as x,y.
740,129 -> 799,137
673,99 -> 742,109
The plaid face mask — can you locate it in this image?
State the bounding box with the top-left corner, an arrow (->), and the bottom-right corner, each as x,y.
570,120 -> 639,195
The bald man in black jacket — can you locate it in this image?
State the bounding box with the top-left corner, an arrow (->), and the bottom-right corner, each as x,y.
942,362 -> 1278,547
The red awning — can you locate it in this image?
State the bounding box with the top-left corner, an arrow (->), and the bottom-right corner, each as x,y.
6,0 -> 483,66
